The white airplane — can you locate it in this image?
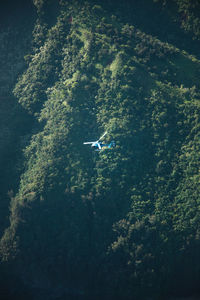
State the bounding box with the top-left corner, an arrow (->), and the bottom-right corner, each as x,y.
83,131 -> 115,151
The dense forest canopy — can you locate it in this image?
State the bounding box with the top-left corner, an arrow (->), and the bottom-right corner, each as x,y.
0,0 -> 200,299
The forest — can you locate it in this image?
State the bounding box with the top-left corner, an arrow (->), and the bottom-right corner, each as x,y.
0,0 -> 200,299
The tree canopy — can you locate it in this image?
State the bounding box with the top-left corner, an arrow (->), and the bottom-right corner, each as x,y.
0,0 -> 200,299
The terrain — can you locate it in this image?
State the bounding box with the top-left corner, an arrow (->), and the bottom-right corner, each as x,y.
0,0 -> 200,299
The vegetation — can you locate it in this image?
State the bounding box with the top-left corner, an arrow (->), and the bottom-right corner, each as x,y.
0,0 -> 200,299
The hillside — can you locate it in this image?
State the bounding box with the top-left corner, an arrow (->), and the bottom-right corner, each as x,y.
0,0 -> 200,299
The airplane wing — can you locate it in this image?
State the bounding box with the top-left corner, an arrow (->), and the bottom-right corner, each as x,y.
98,131 -> 107,141
83,142 -> 94,144
98,143 -> 102,149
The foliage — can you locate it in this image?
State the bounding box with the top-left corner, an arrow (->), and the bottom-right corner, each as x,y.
0,0 -> 200,299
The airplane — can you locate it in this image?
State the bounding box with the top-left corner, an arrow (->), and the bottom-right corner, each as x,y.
83,131 -> 115,151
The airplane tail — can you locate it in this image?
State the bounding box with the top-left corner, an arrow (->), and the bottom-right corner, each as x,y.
109,141 -> 116,148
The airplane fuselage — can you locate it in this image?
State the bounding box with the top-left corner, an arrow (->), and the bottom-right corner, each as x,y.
92,141 -> 115,151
